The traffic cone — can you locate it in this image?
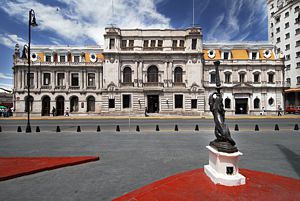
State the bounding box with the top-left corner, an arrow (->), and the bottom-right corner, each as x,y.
56,126 -> 61,132
195,124 -> 199,131
77,126 -> 81,132
275,124 -> 279,131
234,124 -> 239,131
294,124 -> 299,131
156,125 -> 160,131
97,125 -> 101,132
36,126 -> 40,132
255,125 -> 259,131
136,125 -> 140,132
17,126 -> 22,132
0,126 -> 2,132
116,125 -> 120,132
175,124 -> 179,131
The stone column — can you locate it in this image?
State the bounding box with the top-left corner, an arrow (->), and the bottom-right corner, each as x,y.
66,71 -> 69,88
52,71 -> 55,88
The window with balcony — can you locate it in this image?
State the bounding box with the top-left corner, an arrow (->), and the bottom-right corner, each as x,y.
179,40 -> 184,47
71,73 -> 79,86
88,73 -> 95,87
143,40 -> 149,48
59,55 -> 65,62
285,33 -> 290,39
109,99 -> 115,108
57,73 -> 64,86
147,66 -> 158,82
253,72 -> 260,83
224,72 -> 231,83
45,55 -> 51,62
172,40 -> 177,48
239,72 -> 246,83
123,67 -> 132,83
27,73 -> 34,87
73,56 -> 80,62
129,40 -> 134,47
43,73 -> 50,85
191,39 -> 197,50
109,38 -> 115,49
268,73 -> 274,83
122,94 -> 131,108
254,98 -> 260,109
150,40 -> 156,47
191,99 -> 197,109
286,44 -> 290,50
225,98 -> 231,109
285,22 -> 289,28
175,94 -> 183,108
121,40 -> 127,48
174,67 -> 183,83
210,72 -> 216,84
157,40 -> 163,48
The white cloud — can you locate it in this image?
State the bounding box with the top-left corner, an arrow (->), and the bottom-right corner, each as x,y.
0,83 -> 13,91
0,73 -> 13,80
0,33 -> 27,49
1,0 -> 171,45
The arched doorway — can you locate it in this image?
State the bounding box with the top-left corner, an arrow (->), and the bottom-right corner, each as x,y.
41,96 -> 50,116
70,96 -> 79,112
25,95 -> 34,112
147,66 -> 158,83
56,96 -> 64,116
87,96 -> 95,112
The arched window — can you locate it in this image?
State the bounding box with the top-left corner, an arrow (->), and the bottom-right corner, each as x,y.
239,72 -> 246,83
174,67 -> 183,83
253,72 -> 260,83
70,96 -> 79,112
123,67 -> 132,83
25,95 -> 34,112
210,72 -> 216,83
254,98 -> 260,109
87,96 -> 95,112
147,66 -> 158,82
225,98 -> 231,109
224,72 -> 231,83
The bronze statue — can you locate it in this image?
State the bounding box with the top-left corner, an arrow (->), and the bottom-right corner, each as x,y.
209,61 -> 238,153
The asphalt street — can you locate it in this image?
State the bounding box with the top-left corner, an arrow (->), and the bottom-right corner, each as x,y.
0,118 -> 299,201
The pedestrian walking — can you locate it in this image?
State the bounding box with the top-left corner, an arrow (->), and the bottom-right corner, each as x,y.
52,106 -> 56,116
65,107 -> 69,116
278,105 -> 282,116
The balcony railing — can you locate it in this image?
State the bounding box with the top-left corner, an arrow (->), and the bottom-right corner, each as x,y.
143,47 -> 163,51
143,82 -> 164,87
173,82 -> 186,87
120,82 -> 134,87
69,86 -> 80,90
41,85 -> 52,89
55,85 -> 66,90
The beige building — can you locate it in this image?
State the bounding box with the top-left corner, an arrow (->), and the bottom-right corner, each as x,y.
13,27 -> 286,116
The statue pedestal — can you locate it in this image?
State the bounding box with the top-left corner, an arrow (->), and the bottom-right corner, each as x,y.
204,146 -> 246,186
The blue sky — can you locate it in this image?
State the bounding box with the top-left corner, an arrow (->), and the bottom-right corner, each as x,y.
0,0 -> 268,90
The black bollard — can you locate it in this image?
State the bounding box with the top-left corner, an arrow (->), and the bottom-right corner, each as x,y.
17,126 -> 22,132
77,126 -> 81,132
156,125 -> 160,131
116,125 -> 120,132
234,124 -> 239,131
0,126 -> 2,132
136,125 -> 140,132
294,124 -> 299,131
36,126 -> 40,132
56,126 -> 61,132
275,124 -> 279,131
175,124 -> 179,131
195,124 -> 199,131
255,124 -> 259,131
97,125 -> 101,132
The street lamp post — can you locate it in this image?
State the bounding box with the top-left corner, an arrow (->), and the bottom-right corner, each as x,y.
25,9 -> 38,133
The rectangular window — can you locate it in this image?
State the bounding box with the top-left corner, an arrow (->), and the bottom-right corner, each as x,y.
175,95 -> 183,108
286,54 -> 290,60
296,40 -> 300,47
121,40 -> 127,48
276,27 -> 280,33
239,73 -> 245,83
286,44 -> 290,50
270,23 -> 273,28
150,40 -> 156,47
179,40 -> 184,47
88,73 -> 95,86
27,73 -> 34,87
191,99 -> 197,109
285,11 -> 289,17
191,39 -> 197,50
268,74 -> 274,83
296,51 -> 300,58
295,6 -> 299,13
143,40 -> 149,47
297,62 -> 300,68
252,52 -> 258,60
285,33 -> 290,39
271,32 -> 274,37
277,48 -> 281,53
275,16 -> 280,23
129,40 -> 134,47
172,40 -> 177,47
296,28 -> 300,35
285,22 -> 289,29
223,52 -> 229,60
109,99 -> 115,108
225,73 -> 231,83
59,55 -> 65,62
123,94 -> 131,108
157,40 -> 163,47
286,64 -> 291,70
276,37 -> 281,43
254,74 -> 260,83
71,73 -> 79,86
74,56 -> 80,62
57,73 -> 64,86
43,73 -> 51,85
297,77 -> 300,84
45,55 -> 51,62
287,78 -> 291,84
109,38 -> 115,49
210,73 -> 216,83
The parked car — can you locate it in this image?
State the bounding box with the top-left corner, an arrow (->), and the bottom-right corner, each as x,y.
285,106 -> 300,114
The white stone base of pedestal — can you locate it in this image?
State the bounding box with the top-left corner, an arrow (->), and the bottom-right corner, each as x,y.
204,146 -> 246,186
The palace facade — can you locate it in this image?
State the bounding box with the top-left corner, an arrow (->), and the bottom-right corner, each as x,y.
13,27 -> 287,116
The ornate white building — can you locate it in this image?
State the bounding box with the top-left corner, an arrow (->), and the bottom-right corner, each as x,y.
13,27 -> 287,116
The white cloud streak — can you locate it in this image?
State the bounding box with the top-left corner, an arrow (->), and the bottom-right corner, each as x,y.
0,0 -> 171,45
0,33 -> 27,49
0,73 -> 13,80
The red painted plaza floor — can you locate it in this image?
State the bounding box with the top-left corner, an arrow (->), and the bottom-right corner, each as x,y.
0,156 -> 99,181
113,168 -> 300,201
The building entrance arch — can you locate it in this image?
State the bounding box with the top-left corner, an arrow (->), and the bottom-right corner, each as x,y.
56,96 -> 65,116
41,96 -> 50,116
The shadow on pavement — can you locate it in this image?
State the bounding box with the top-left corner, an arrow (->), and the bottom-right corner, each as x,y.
276,144 -> 300,177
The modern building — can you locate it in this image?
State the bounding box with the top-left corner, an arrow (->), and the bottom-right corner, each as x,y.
267,0 -> 300,107
12,27 -> 286,116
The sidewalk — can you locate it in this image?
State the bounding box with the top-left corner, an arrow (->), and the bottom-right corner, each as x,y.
1,114 -> 299,120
